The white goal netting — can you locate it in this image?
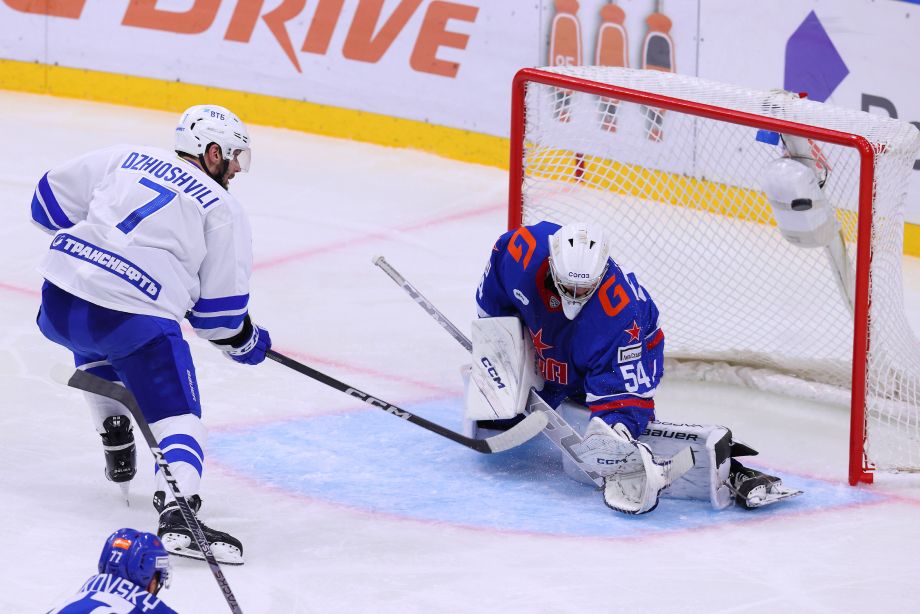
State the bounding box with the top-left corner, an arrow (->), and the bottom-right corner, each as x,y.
514,67 -> 920,479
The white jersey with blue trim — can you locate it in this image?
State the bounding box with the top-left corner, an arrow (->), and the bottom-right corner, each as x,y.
46,573 -> 177,613
31,144 -> 252,341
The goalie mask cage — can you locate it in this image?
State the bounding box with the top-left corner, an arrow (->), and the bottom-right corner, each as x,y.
509,67 -> 920,485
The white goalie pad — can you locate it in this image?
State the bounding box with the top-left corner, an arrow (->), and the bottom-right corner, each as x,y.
559,410 -> 735,510
464,317 -> 543,422
639,421 -> 734,510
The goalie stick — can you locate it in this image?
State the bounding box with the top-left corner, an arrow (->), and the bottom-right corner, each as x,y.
373,255 -> 472,352
265,350 -> 547,454
373,255 -> 696,488
49,366 -> 244,614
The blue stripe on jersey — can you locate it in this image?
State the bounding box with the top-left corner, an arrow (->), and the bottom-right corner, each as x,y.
192,294 -> 249,313
187,312 -> 247,331
38,172 -> 74,229
155,448 -> 204,476
31,192 -> 58,231
160,434 -> 205,461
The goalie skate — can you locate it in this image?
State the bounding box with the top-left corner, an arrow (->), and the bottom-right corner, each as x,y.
729,460 -> 803,510
157,500 -> 244,565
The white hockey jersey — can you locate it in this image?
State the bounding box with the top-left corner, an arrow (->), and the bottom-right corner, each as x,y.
31,145 -> 252,341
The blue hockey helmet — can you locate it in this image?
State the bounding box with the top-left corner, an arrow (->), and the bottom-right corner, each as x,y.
98,528 -> 172,593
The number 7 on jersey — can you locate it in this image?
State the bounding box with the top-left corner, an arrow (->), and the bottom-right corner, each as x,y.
116,177 -> 177,234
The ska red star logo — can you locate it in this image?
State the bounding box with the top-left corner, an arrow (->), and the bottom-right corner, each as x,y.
625,320 -> 641,342
529,327 -> 553,359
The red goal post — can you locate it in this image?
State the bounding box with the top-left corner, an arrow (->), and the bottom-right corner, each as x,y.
508,67 -> 920,485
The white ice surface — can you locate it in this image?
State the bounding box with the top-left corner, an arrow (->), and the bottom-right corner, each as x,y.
2,91 -> 920,613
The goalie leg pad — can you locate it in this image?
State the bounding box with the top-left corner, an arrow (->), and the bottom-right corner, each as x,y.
639,421 -> 735,510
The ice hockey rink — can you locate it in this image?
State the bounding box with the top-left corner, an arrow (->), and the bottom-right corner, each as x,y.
3,90 -> 920,613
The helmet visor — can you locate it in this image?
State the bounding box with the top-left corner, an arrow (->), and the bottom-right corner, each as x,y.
549,261 -> 605,304
556,278 -> 602,302
233,148 -> 251,172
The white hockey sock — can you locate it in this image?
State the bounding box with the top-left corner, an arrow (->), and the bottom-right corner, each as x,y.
83,389 -> 130,434
150,414 -> 207,505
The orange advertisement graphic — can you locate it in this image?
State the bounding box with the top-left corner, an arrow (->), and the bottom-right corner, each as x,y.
3,0 -> 478,79
594,2 -> 627,132
549,0 -> 582,68
641,0 -> 674,141
595,2 -> 626,67
549,0 -> 582,123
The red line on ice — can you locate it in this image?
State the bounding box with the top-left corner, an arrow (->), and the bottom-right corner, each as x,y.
253,203 -> 501,271
0,282 -> 40,298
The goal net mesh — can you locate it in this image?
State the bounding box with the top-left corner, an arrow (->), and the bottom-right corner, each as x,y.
515,67 -> 920,473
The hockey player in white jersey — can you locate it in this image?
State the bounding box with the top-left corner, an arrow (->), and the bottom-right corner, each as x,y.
31,104 -> 269,564
46,528 -> 176,613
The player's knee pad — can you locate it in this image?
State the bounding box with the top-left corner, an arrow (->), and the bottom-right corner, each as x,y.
638,421 -> 736,510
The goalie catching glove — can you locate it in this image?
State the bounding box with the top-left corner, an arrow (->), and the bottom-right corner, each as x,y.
572,417 -> 694,515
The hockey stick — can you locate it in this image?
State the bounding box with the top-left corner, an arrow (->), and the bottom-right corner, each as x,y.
373,255 -> 472,352
50,366 -> 244,614
373,256 -> 603,484
526,390 -> 604,487
373,256 -> 696,488
264,350 -> 546,453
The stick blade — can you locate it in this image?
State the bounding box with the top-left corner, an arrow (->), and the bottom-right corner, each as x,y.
50,363 -> 76,387
483,410 -> 548,453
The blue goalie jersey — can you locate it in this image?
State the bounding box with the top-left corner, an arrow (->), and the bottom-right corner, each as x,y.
476,221 -> 665,436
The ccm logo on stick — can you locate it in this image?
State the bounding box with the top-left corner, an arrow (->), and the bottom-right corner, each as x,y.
344,388 -> 410,419
480,357 -> 506,389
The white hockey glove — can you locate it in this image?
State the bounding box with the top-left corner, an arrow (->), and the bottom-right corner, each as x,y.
573,418 -> 693,515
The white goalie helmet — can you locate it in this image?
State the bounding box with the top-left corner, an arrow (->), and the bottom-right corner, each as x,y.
548,222 -> 611,320
175,104 -> 251,172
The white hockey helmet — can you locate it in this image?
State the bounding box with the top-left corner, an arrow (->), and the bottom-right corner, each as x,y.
548,222 -> 610,320
175,104 -> 251,172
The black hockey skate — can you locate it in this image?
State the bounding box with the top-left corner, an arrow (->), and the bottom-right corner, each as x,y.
154,491 -> 244,565
729,460 -> 803,510
100,415 -> 136,484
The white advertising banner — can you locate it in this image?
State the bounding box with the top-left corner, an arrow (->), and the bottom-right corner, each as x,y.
2,0 -> 919,218
0,0 -> 543,136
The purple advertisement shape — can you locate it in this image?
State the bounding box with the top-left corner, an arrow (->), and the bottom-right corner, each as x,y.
784,11 -> 849,102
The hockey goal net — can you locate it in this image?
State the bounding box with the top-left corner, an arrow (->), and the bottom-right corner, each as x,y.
509,66 -> 920,485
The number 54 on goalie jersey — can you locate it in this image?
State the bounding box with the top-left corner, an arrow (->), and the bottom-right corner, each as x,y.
476,221 -> 665,435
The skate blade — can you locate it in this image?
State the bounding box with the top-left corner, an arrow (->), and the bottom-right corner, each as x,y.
161,533 -> 245,566
118,481 -> 130,506
743,487 -> 804,509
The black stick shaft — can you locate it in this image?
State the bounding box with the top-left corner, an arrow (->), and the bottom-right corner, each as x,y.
265,350 -> 546,454
64,369 -> 244,614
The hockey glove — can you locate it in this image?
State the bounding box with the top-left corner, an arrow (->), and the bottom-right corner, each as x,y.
228,325 -> 271,365
212,316 -> 272,365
